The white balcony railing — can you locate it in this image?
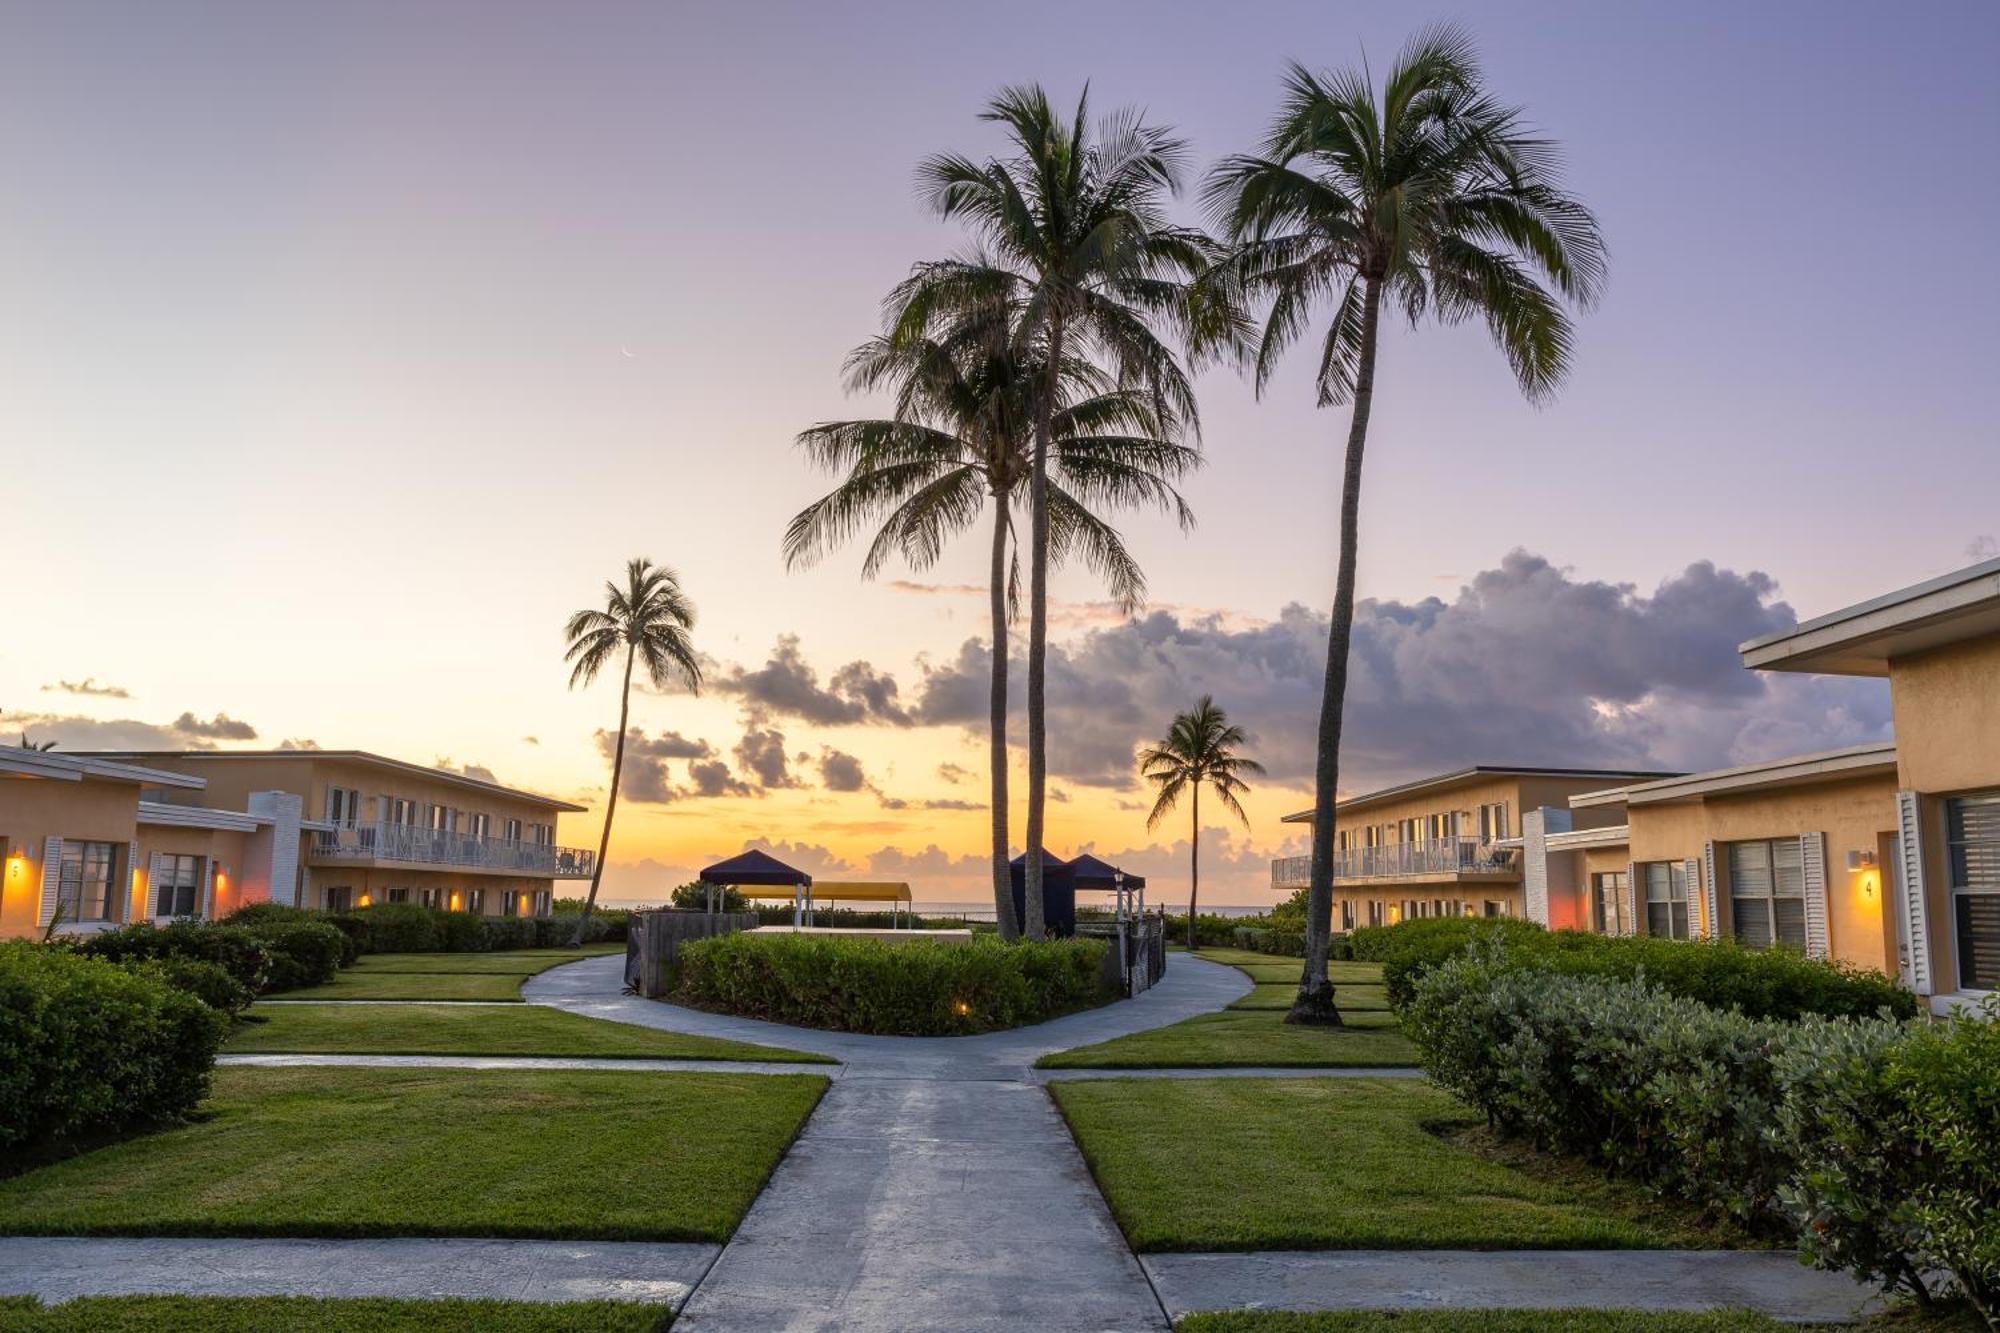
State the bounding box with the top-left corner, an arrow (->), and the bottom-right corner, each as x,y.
311,821 -> 596,878
1270,838 -> 1516,889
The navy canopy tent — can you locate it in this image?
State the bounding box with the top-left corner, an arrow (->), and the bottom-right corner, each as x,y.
1008,850 -> 1076,938
699,849 -> 811,887
1066,853 -> 1144,892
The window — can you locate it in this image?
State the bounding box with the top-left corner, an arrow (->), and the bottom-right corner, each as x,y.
1642,862 -> 1691,939
465,888 -> 486,914
529,823 -> 553,846
1367,900 -> 1384,927
505,818 -> 522,842
1339,900 -> 1355,931
386,797 -> 417,826
1728,839 -> 1807,950
324,885 -> 354,913
154,854 -> 202,917
417,886 -> 440,909
502,889 -> 519,917
1477,802 -> 1511,842
1947,792 -> 2000,991
1592,871 -> 1628,935
325,787 -> 361,825
59,842 -> 119,921
386,887 -> 410,904
467,813 -> 491,839
1483,899 -> 1503,918
429,806 -> 455,832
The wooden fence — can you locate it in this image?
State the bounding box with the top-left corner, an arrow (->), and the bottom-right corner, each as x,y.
625,909 -> 759,998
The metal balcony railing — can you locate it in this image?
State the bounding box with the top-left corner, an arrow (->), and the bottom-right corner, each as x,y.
1270,838 -> 1516,888
310,821 -> 596,878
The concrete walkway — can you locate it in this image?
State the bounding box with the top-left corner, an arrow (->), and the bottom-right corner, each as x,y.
218,1053 -> 833,1076
1144,1249 -> 1883,1324
0,1237 -> 717,1306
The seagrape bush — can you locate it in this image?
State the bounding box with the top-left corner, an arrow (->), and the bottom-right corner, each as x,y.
0,940 -> 226,1152
1355,915 -> 1914,1021
1407,949 -> 1998,1320
673,932 -> 1109,1036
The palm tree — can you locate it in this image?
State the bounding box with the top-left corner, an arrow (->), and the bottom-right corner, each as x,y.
1139,696 -> 1264,951
563,559 -> 702,945
1204,27 -> 1605,1022
897,84 -> 1215,939
785,304 -> 1198,939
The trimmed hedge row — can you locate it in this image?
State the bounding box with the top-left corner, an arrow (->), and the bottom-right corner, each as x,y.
672,933 -> 1110,1036
1406,952 -> 1998,1315
1352,916 -> 1916,1021
78,918 -> 346,998
0,940 -> 226,1153
224,903 -> 619,957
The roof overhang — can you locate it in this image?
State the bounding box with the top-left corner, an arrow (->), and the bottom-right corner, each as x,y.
1281,765 -> 1680,823
137,801 -> 266,833
1546,823 -> 1631,851
1616,743 -> 1898,807
1740,557 -> 2000,677
75,749 -> 586,812
0,750 -> 206,789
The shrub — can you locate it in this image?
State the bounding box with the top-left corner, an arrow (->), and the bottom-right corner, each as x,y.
74,921 -> 271,996
482,917 -> 536,950
123,956 -> 254,1018
244,922 -> 347,992
433,910 -> 489,952
673,933 -> 1109,1036
0,940 -> 225,1152
670,882 -> 748,912
1230,925 -> 1308,957
1162,913 -> 1249,949
352,903 -> 441,953
224,904 -> 362,967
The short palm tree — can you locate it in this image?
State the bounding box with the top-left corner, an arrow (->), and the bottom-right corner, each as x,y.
1139,697 -> 1264,951
785,303 -> 1197,939
563,559 -> 702,944
898,84 -> 1215,938
1204,27 -> 1604,1022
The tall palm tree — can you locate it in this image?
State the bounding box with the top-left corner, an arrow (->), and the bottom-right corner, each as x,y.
563,559 -> 702,945
1139,696 -> 1264,951
1204,27 -> 1605,1022
898,84 -> 1215,938
785,305 -> 1198,939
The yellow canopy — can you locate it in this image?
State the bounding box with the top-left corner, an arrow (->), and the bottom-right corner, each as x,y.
735,880 -> 912,904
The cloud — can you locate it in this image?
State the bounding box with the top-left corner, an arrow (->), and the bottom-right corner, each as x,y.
818,748 -> 869,793
709,635 -> 912,726
595,728 -> 724,803
937,762 -> 972,785
521,735 -> 540,745
909,551 -> 1892,792
42,678 -> 129,699
278,737 -> 322,751
734,723 -> 801,789
688,759 -> 752,798
434,757 -> 499,783
171,711 -> 258,741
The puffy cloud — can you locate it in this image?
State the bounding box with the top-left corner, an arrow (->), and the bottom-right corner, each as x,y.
818,748 -> 869,793
735,723 -> 801,789
42,678 -> 128,699
171,711 -> 258,741
595,728 -> 727,803
521,735 -> 540,746
909,552 -> 1891,792
278,737 -> 322,751
434,757 -> 499,784
688,759 -> 752,798
710,636 -> 912,726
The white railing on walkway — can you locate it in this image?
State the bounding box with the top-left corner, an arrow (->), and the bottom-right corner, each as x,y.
310,821 -> 596,878
1270,838 -> 1515,889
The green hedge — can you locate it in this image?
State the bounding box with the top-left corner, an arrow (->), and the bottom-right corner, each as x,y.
1405,954 -> 1997,1312
1354,916 -> 1916,1021
0,940 -> 226,1153
75,922 -> 271,996
247,923 -> 346,993
672,933 -> 1109,1036
122,957 -> 254,1018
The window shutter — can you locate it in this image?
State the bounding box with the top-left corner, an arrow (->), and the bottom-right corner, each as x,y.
1684,859 -> 1702,939
148,851 -> 167,918
1622,860 -> 1638,936
1799,832 -> 1829,960
1702,842 -> 1719,940
202,859 -> 219,920
1893,790 -> 1933,994
37,837 -> 64,927
125,840 -> 140,922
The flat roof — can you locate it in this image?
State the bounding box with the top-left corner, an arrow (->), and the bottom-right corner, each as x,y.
1280,765 -> 1680,823
1595,742 -> 1898,808
0,750 -> 207,790
137,800 -> 267,833
1740,556 -> 2000,677
1546,823 -> 1631,850
79,749 -> 586,813
736,881 -> 913,903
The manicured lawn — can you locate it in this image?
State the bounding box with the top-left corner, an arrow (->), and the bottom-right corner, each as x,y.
0,1067 -> 825,1241
274,970 -> 530,1002
1230,983 -> 1390,1012
1051,1077 -> 1682,1251
1176,1314 -> 1810,1333
227,1002 -> 829,1063
346,947 -> 620,975
1039,1008 -> 1416,1068
0,1296 -> 667,1332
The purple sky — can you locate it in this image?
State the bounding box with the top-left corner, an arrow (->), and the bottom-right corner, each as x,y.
4,2 -> 1996,900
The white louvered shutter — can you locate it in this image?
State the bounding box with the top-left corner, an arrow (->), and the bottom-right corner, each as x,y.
37,837 -> 64,927
1799,833 -> 1829,959
1684,860 -> 1702,939
147,851 -> 167,920
1893,791 -> 1932,994
1702,842 -> 1719,940
202,859 -> 219,920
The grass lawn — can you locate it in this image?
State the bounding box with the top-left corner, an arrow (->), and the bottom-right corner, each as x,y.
273,970 -> 530,1001
227,1002 -> 830,1062
346,948 -> 621,975
1230,983 -> 1390,1012
1051,1076 -> 1694,1251
1175,1314 -> 1815,1333
0,1067 -> 825,1241
1039,1008 -> 1415,1068
0,1296 -> 667,1332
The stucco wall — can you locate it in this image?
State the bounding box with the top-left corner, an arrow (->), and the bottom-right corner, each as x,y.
1890,636 -> 2000,796
1,777 -> 142,937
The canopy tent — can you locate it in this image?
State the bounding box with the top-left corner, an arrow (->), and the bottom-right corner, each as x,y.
729,879 -> 914,927
698,849 -> 811,887
1066,854 -> 1145,891
1008,851 -> 1076,938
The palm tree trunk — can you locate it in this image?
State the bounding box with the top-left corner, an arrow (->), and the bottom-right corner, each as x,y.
1023,314 -> 1063,942
573,643 -> 634,947
988,496 -> 1020,940
1287,276 -> 1383,1027
1187,780 -> 1200,951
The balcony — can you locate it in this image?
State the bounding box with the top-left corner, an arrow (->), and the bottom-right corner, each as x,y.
310,821 -> 596,878
1270,838 -> 1519,889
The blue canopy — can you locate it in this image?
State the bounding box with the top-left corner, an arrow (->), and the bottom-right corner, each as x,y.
700,848 -> 811,887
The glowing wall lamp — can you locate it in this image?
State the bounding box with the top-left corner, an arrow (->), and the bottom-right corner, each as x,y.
1846,849 -> 1879,898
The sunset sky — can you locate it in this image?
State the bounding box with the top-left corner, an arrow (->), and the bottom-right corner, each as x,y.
5,2 -> 1997,904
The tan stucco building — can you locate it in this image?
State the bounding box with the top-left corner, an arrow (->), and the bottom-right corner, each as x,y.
1,748 -> 591,937
1270,766 -> 1674,929
1522,557 -> 2000,1015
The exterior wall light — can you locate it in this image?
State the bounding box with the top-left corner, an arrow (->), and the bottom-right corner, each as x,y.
1845,850 -> 1878,871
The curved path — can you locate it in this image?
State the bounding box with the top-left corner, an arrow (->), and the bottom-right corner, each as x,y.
526,951 -> 1252,1332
